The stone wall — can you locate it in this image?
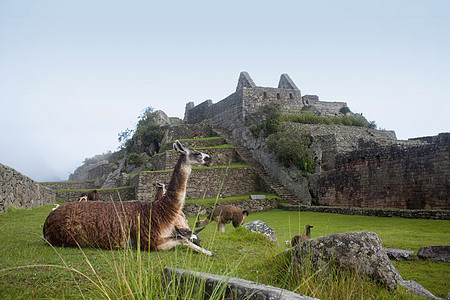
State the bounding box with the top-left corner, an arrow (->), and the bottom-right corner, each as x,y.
160,121 -> 218,148
183,197 -> 280,216
285,123 -> 397,154
309,133 -> 450,210
0,164 -> 55,212
183,100 -> 214,124
211,91 -> 245,132
150,147 -> 239,171
281,204 -> 450,220
241,87 -> 303,116
40,180 -> 98,191
55,186 -> 135,202
135,166 -> 266,201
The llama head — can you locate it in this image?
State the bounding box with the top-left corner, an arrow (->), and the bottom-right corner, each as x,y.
153,182 -> 167,193
79,195 -> 88,201
173,140 -> 212,167
175,227 -> 205,246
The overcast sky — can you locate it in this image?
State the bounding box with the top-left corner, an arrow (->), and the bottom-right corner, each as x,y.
0,0 -> 449,182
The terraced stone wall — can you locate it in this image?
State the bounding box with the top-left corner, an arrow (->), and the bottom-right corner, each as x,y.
0,164 -> 55,212
135,167 -> 266,201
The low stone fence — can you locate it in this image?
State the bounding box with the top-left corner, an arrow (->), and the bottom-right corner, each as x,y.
150,147 -> 237,171
183,197 -> 279,216
55,186 -> 135,202
1,163 -> 55,212
136,166 -> 264,201
40,180 -> 97,191
281,204 -> 450,220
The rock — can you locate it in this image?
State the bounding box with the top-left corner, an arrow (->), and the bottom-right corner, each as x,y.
162,267 -> 319,300
153,110 -> 171,126
250,194 -> 266,200
243,220 -> 278,243
291,231 -> 402,290
417,246 -> 450,263
399,280 -> 444,300
384,248 -> 417,261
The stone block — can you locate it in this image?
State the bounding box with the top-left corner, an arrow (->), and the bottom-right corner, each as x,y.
417,246 -> 450,263
384,248 -> 417,261
162,267 -> 318,300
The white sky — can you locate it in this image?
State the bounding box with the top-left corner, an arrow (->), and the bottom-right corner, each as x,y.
0,0 -> 449,181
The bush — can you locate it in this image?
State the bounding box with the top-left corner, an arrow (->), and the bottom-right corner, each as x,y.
282,111 -> 376,129
267,128 -> 315,173
126,152 -> 143,167
118,107 -> 165,153
339,106 -> 351,114
245,103 -> 282,137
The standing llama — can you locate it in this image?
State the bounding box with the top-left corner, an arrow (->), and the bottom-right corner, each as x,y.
78,189 -> 99,201
43,141 -> 213,256
291,224 -> 314,247
195,205 -> 249,232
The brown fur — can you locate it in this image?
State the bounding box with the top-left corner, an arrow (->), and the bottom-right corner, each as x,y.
195,205 -> 249,232
153,182 -> 190,235
78,189 -> 99,201
43,141 -> 213,255
291,224 -> 313,247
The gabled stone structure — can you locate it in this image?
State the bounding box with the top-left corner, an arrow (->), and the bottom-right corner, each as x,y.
184,71 -> 347,133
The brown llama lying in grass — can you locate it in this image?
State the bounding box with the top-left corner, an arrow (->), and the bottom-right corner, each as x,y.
195,205 -> 249,232
78,189 -> 99,201
291,224 -> 314,247
43,141 -> 213,256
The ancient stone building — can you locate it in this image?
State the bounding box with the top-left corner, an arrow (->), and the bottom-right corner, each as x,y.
183,72 -> 449,210
184,72 -> 347,134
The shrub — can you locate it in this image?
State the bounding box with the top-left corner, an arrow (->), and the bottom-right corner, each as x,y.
126,152 -> 143,167
118,107 -> 165,153
267,128 -> 315,173
282,111 -> 376,129
339,106 -> 351,114
245,103 -> 282,137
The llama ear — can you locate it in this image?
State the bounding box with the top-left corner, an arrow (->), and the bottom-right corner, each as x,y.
173,140 -> 188,154
194,227 -> 206,234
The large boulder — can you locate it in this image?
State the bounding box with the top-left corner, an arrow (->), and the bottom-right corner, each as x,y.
417,246 -> 450,263
243,220 -> 278,243
285,232 -> 443,299
291,231 -> 401,290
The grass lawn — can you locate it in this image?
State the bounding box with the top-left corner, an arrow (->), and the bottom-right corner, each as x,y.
0,203 -> 448,299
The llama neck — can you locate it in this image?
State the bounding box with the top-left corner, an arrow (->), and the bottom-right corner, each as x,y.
306,227 -> 311,238
165,156 -> 191,207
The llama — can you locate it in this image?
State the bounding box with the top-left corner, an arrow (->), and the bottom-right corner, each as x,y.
291,224 -> 314,247
43,140 -> 214,256
78,189 -> 99,201
195,205 -> 249,232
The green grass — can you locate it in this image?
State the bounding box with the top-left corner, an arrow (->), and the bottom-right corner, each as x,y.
1,205 -> 448,299
141,163 -> 251,174
54,186 -> 134,193
280,111 -> 376,128
186,193 -> 280,206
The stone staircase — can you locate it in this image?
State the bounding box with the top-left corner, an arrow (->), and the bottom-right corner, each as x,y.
212,127 -> 302,204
